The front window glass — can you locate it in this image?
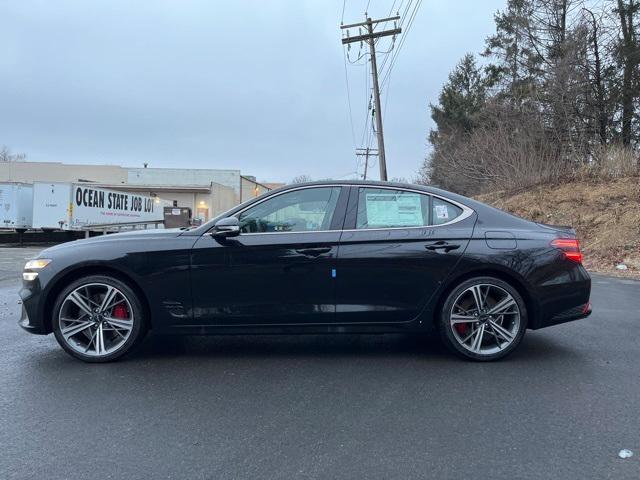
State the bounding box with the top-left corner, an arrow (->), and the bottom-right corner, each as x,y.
238,187 -> 341,233
356,188 -> 430,229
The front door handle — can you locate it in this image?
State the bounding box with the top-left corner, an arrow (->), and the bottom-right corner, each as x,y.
425,241 -> 460,253
294,247 -> 332,257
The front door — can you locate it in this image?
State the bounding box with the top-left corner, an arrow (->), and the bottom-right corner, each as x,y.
191,186 -> 347,326
335,186 -> 476,323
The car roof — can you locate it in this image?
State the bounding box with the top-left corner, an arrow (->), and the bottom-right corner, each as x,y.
186,180 -> 535,235
268,180 -> 436,196
271,180 -> 481,210
272,180 -> 422,189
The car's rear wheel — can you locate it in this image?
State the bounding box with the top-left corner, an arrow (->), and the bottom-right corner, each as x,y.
438,276 -> 527,361
52,275 -> 146,363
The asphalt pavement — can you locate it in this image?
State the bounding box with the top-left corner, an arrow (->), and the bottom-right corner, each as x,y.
0,246 -> 639,479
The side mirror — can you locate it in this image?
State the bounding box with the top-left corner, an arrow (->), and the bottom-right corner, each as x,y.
211,217 -> 240,237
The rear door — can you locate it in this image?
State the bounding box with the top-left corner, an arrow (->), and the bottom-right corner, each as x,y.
334,186 -> 475,323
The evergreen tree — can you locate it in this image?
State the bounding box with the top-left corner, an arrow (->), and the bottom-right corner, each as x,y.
420,0 -> 639,194
429,54 -> 487,144
421,54 -> 488,190
483,0 -> 542,102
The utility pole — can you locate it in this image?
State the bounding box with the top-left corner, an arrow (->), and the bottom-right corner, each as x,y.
341,16 -> 401,181
356,147 -> 378,180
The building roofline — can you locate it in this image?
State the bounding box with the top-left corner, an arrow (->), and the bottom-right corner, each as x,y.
240,175 -> 272,190
8,159 -> 243,174
89,183 -> 212,193
129,167 -> 241,174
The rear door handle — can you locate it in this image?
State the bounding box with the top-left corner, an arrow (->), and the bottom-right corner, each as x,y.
294,247 -> 332,257
425,241 -> 460,253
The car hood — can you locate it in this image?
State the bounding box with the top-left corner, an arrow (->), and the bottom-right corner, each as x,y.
38,228 -> 186,255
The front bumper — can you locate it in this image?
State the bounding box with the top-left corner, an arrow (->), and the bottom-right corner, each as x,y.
18,302 -> 43,333
18,284 -> 49,335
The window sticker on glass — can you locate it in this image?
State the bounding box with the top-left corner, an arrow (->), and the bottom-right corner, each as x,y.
435,204 -> 449,220
365,193 -> 423,226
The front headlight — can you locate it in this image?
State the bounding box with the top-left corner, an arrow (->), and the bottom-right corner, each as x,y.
23,258 -> 52,281
25,259 -> 52,270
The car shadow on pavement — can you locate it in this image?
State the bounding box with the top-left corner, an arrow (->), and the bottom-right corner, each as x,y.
117,330 -> 581,364
132,332 -> 441,359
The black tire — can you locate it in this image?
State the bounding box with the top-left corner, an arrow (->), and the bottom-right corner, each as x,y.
52,275 -> 147,363
437,276 -> 527,361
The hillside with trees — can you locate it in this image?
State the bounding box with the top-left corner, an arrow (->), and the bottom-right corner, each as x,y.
419,0 -> 639,276
420,0 -> 639,195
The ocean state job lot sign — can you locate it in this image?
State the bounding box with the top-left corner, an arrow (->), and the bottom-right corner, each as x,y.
72,185 -> 165,227
32,182 -> 168,230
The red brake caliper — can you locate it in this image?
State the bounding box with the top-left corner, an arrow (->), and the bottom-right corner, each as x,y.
112,303 -> 129,319
454,323 -> 469,336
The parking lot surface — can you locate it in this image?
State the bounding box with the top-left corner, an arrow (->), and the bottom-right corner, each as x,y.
0,246 -> 639,479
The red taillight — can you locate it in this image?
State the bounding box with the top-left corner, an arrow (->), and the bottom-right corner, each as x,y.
551,238 -> 583,263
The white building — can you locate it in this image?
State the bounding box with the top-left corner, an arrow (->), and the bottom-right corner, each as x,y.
0,161 -> 280,222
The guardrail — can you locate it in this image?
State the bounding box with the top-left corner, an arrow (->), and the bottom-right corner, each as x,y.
80,220 -> 164,238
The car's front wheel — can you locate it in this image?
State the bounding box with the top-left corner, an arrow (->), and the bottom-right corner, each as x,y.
52,275 -> 146,362
438,276 -> 527,361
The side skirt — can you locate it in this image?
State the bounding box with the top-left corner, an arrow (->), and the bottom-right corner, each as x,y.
155,321 -> 430,336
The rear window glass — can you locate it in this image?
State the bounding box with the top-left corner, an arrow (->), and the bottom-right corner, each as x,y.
432,197 -> 463,225
356,188 -> 430,229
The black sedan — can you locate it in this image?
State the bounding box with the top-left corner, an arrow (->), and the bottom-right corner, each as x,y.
19,181 -> 591,362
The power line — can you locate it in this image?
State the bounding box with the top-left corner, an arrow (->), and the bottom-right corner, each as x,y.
359,62 -> 371,147
342,48 -> 359,168
380,0 -> 422,87
400,0 -> 413,23
388,0 -> 398,16
381,0 -> 422,83
377,1 -> 408,74
382,61 -> 394,116
347,50 -> 368,65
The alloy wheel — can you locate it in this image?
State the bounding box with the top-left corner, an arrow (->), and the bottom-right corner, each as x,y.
58,283 -> 134,357
449,283 -> 521,356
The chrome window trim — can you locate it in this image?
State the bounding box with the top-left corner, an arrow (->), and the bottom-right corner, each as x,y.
232,184 -> 475,236
234,184 -> 343,236
353,185 -> 475,230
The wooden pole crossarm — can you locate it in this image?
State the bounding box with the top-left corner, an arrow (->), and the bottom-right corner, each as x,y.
342,28 -> 401,44
340,15 -> 400,29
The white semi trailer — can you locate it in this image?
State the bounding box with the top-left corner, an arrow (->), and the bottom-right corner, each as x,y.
32,182 -> 170,231
0,183 -> 34,231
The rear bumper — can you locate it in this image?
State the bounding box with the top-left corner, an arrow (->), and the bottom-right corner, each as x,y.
536,302 -> 592,329
529,263 -> 592,329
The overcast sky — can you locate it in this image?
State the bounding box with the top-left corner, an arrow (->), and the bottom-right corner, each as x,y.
1,0 -> 504,183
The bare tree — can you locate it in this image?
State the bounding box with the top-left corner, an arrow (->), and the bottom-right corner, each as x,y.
424,100 -> 565,195
290,175 -> 313,184
422,0 -> 639,195
389,177 -> 409,184
615,0 -> 639,145
581,8 -> 611,145
0,145 -> 26,162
